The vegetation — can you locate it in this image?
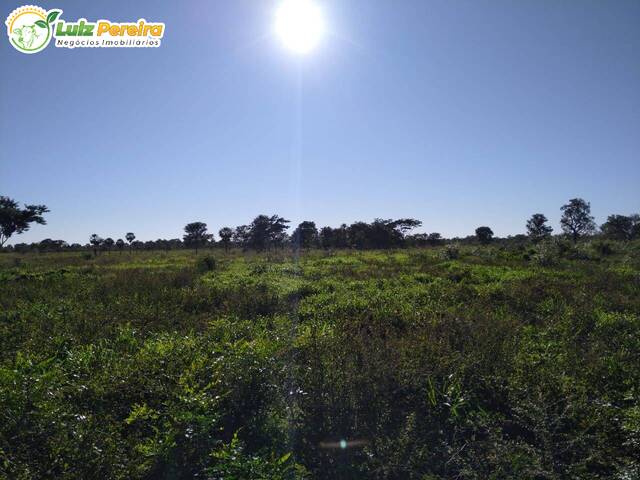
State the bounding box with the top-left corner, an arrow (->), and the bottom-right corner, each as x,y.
2,194 -> 640,477
0,196 -> 49,247
1,239 -> 639,479
183,222 -> 213,254
560,198 -> 596,243
474,226 -> 494,245
526,213 -> 553,243
3,196 -> 640,255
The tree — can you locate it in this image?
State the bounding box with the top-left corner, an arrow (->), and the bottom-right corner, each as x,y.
347,221 -> 371,249
267,215 -> 290,248
319,226 -> 335,249
183,222 -> 213,254
89,234 -> 103,256
125,232 -> 136,254
334,224 -> 349,248
560,198 -> 595,243
601,214 -> 638,241
291,221 -> 318,250
392,218 -> 422,237
115,238 -> 125,254
0,196 -> 49,246
633,214 -> 640,239
219,227 -> 233,252
526,213 -> 553,243
103,237 -> 115,253
39,239 -> 67,252
233,225 -> 250,249
244,215 -> 290,251
427,232 -> 443,246
319,224 -> 348,249
475,226 -> 494,245
345,218 -> 422,250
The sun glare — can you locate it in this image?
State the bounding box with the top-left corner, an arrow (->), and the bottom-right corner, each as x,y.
275,0 -> 325,54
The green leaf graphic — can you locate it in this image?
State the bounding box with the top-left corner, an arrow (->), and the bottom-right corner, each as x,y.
46,11 -> 60,24
35,20 -> 47,29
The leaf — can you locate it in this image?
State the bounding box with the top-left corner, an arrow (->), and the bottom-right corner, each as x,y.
35,20 -> 47,29
278,452 -> 291,464
47,10 -> 60,24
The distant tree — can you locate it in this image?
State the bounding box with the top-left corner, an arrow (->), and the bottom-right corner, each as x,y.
245,215 -> 290,251
321,225 -> 349,249
408,233 -> 427,247
633,214 -> 640,239
526,213 -> 553,243
269,216 -> 290,249
291,221 -> 318,251
427,232 -> 443,246
319,226 -> 335,249
392,218 -> 422,237
347,222 -> 371,249
233,225 -> 251,249
345,218 -> 422,250
560,198 -> 595,243
156,239 -> 170,252
248,215 -> 272,251
167,239 -> 183,250
103,237 -> 115,253
475,226 -> 494,245
0,196 -> 49,247
219,227 -> 233,252
89,234 -> 103,256
599,214 -> 637,241
39,238 -> 67,252
115,238 -> 125,254
13,243 -> 29,253
125,232 -> 136,254
183,222 -> 213,254
334,224 -> 349,248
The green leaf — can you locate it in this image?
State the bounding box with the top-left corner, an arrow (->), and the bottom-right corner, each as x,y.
35,20 -> 47,29
278,452 -> 291,464
46,10 -> 60,24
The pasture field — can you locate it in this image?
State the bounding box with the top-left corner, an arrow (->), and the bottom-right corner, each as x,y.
1,243 -> 639,479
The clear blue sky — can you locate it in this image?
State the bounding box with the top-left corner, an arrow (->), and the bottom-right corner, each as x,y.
1,0 -> 639,244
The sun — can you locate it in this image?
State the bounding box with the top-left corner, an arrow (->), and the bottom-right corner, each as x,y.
274,0 -> 325,54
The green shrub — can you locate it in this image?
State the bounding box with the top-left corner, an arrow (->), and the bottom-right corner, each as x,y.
205,433 -> 306,479
1,245 -> 639,478
590,239 -> 615,256
196,255 -> 217,272
532,240 -> 559,266
441,243 -> 460,260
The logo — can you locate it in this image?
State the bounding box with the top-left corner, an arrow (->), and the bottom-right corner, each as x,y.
6,5 -> 164,54
6,5 -> 59,54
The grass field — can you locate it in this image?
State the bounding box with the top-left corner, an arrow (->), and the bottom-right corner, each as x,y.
1,243 -> 639,479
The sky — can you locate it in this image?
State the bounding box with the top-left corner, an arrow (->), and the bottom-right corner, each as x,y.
1,0 -> 639,244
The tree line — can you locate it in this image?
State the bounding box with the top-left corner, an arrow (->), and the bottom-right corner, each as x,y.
1,195 -> 639,254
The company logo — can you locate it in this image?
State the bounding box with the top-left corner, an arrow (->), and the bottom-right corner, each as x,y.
5,5 -> 164,54
6,6 -> 59,53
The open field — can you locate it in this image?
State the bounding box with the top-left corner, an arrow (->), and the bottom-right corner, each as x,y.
1,243 -> 639,479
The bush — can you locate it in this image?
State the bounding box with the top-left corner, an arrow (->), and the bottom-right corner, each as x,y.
441,243 -> 460,260
532,240 -> 559,266
196,255 -> 217,272
205,433 -> 306,479
591,239 -> 615,256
